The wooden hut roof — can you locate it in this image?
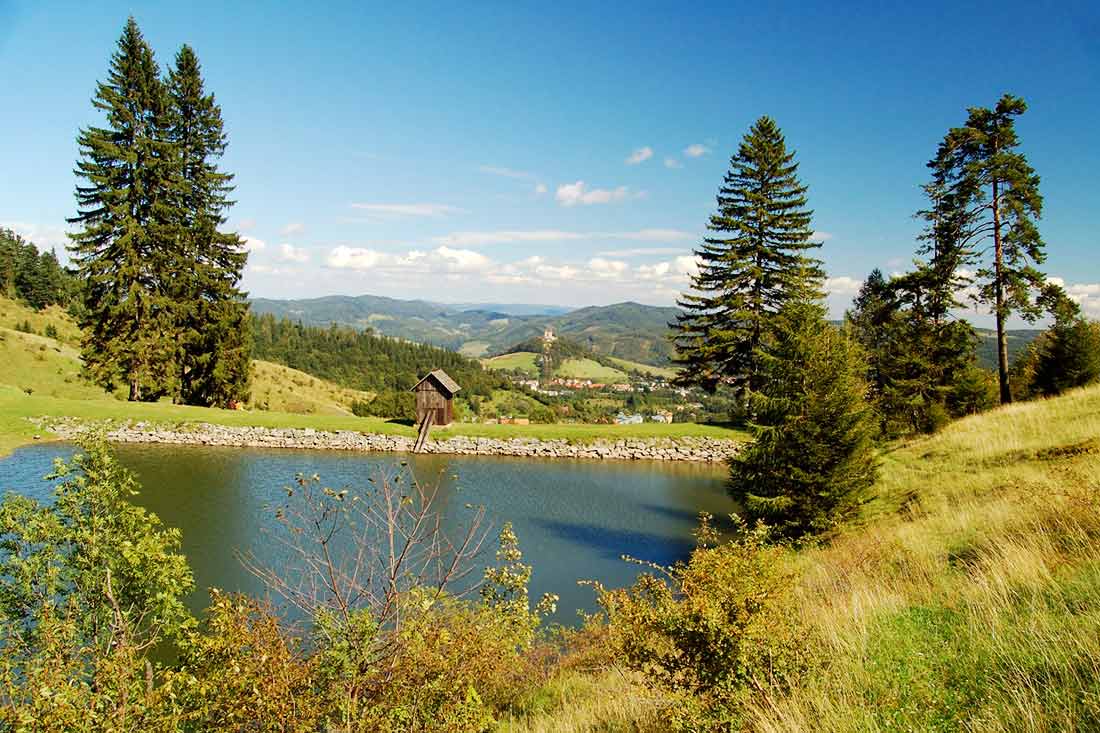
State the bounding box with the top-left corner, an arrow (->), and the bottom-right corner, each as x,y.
411,369 -> 462,398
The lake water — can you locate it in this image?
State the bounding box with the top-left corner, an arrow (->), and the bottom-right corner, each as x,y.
0,443 -> 732,623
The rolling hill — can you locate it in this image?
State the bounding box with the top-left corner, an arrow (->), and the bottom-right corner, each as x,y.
250,296 -> 681,365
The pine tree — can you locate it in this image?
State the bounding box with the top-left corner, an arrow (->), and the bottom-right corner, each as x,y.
934,95 -> 1045,404
1028,287 -> 1100,397
729,299 -> 878,537
165,44 -> 251,406
69,18 -> 179,401
673,117 -> 823,398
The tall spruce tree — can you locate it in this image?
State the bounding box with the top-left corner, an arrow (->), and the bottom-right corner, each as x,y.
729,298 -> 878,537
166,45 -> 251,406
934,95 -> 1045,404
673,116 -> 823,397
69,18 -> 178,401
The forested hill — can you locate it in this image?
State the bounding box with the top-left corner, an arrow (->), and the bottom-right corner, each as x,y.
250,295 -> 681,365
250,313 -> 503,399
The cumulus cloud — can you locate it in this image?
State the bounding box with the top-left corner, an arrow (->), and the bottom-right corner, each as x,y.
2,221 -> 72,251
240,236 -> 266,253
350,203 -> 466,218
587,257 -> 630,278
555,181 -> 634,207
326,246 -> 387,270
825,275 -> 863,296
280,222 -> 305,237
434,246 -> 491,271
664,157 -> 683,169
684,143 -> 711,158
278,243 -> 310,263
625,146 -> 653,165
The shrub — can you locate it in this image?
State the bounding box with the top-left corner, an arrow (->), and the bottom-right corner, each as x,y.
44,323 -> 59,340
594,516 -> 814,729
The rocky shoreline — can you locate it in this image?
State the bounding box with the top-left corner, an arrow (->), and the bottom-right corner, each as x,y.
34,418 -> 741,463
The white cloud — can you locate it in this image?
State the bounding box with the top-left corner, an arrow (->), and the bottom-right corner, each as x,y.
434,246 -> 492,272
350,203 -> 466,218
555,181 -> 636,207
625,146 -> 653,165
534,182 -> 548,195
278,243 -> 310,263
825,276 -> 863,296
664,157 -> 683,169
479,165 -> 534,180
326,246 -> 387,270
240,236 -> 266,253
2,221 -> 72,251
812,231 -> 834,242
587,257 -> 630,278
431,228 -> 692,248
684,143 -> 711,158
280,222 -> 305,237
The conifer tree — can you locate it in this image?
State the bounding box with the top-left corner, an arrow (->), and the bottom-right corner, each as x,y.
673,117 -> 823,397
1022,287 -> 1100,397
729,299 -> 878,537
933,95 -> 1045,404
165,44 -> 251,406
69,18 -> 178,401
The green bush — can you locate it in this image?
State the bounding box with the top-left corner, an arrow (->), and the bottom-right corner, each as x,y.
594,516 -> 815,730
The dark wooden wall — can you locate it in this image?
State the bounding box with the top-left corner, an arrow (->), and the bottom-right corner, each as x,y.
414,381 -> 453,425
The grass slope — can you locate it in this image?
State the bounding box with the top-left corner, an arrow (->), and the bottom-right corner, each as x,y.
506,384 -> 1100,731
606,357 -> 678,379
249,360 -> 375,416
482,351 -> 540,377
555,358 -> 628,382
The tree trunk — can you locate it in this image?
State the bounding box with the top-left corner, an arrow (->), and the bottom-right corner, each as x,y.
991,179 -> 1012,404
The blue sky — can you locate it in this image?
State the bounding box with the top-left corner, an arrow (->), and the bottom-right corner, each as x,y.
1,1 -> 1097,320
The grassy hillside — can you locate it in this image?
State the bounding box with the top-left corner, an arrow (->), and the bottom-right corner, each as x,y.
482,351 -> 540,376
249,360 -> 374,415
607,356 -> 678,379
504,384 -> 1100,731
555,358 -> 628,382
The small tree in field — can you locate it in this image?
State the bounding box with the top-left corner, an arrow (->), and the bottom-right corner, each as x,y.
729,300 -> 878,537
1015,286 -> 1100,398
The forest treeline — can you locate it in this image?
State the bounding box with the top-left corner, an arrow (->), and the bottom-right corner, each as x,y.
251,313 -> 505,416
0,228 -> 78,311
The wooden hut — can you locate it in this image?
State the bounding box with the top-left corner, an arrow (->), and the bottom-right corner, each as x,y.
411,369 -> 461,427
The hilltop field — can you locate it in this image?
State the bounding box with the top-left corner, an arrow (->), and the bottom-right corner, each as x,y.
0,297 -> 743,456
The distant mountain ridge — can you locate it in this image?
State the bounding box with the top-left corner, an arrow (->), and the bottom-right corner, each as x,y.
250,293 -> 1042,370
250,295 -> 681,365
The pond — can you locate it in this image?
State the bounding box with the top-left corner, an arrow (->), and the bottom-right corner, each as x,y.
0,443 -> 733,623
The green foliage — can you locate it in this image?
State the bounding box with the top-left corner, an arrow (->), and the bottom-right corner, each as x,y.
674,116 -> 824,396
1013,288 -> 1100,399
69,19 -> 250,406
0,228 -> 76,311
0,438 -> 194,728
848,268 -> 993,436
730,300 -> 878,536
165,44 -> 252,408
930,94 -> 1046,403
595,516 -> 814,729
